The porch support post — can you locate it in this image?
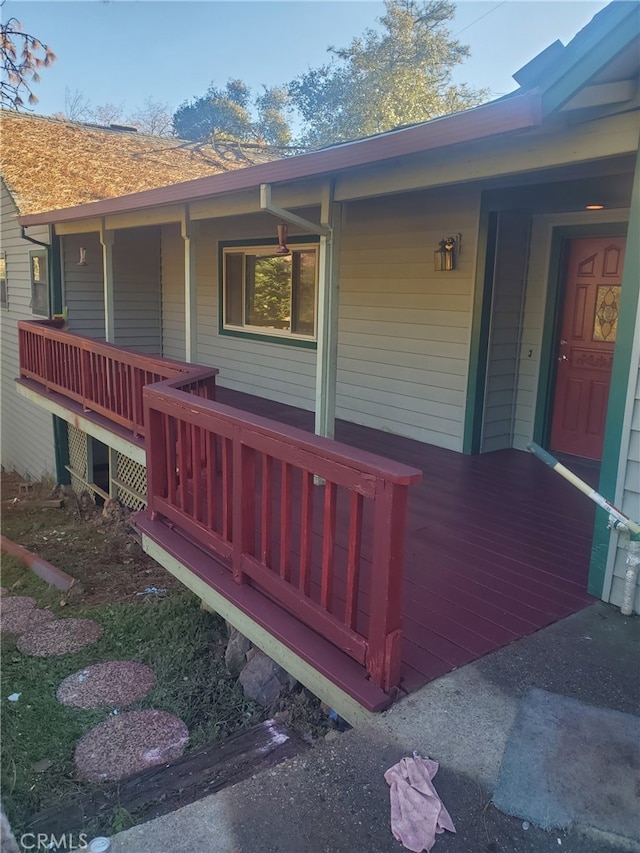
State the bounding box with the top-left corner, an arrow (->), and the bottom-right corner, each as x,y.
181,206 -> 198,363
100,221 -> 115,343
315,182 -> 341,440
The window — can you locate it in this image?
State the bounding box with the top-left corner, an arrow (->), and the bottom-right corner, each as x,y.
0,252 -> 6,308
222,242 -> 318,342
30,250 -> 48,316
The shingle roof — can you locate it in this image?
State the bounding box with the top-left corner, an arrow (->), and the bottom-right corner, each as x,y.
0,111 -> 276,215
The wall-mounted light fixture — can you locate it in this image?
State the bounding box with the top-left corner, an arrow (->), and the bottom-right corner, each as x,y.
434,234 -> 460,271
76,247 -> 87,266
585,203 -> 605,210
275,224 -> 290,255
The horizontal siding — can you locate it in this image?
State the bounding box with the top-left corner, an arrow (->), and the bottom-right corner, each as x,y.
160,213 -> 318,408
336,187 -> 480,450
113,226 -> 161,353
161,223 -> 185,360
63,232 -> 105,338
0,180 -> 56,479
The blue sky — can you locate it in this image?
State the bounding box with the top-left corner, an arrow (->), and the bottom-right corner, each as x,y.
5,1 -> 609,121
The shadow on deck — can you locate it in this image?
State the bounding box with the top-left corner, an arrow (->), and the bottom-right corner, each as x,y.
214,387 -> 595,696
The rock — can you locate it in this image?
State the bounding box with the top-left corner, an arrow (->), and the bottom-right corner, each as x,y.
225,629 -> 252,677
238,651 -> 291,707
245,646 -> 260,663
324,729 -> 341,743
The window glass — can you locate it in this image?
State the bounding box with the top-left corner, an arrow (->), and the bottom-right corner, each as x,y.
31,251 -> 48,316
0,253 -> 6,308
223,243 -> 317,341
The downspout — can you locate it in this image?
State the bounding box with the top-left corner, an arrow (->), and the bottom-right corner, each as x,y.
259,184 -> 339,440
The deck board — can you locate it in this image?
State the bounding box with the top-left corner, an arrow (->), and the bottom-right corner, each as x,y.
215,387 -> 594,695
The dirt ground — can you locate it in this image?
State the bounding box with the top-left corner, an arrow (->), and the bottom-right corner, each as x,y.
1,472 -> 181,605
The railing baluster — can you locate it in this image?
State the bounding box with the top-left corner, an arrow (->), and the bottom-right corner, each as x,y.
299,470 -> 314,596
222,437 -> 233,543
177,420 -> 188,512
191,423 -> 201,522
321,482 -> 337,612
345,491 -> 363,630
261,455 -> 273,567
279,462 -> 292,581
205,429 -> 217,530
166,414 -> 177,505
232,433 -> 254,583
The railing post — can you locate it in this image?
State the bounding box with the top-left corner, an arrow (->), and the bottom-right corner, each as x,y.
143,392 -> 167,521
367,480 -> 409,692
231,428 -> 254,584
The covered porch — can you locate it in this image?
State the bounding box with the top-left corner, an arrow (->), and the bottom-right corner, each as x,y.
16,321 -> 595,716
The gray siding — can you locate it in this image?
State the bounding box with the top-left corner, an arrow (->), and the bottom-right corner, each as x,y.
336,187 -> 480,451
481,212 -> 531,453
161,213 -> 318,408
113,226 -> 161,353
161,222 -> 185,360
63,232 -> 105,338
0,180 -> 56,479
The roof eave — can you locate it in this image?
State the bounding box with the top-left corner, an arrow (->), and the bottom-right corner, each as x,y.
18,92 -> 543,228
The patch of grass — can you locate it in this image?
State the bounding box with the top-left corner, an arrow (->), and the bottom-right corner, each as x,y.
1,560 -> 264,835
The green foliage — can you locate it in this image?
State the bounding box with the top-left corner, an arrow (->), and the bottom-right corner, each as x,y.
247,255 -> 292,329
288,0 -> 489,148
173,78 -> 292,145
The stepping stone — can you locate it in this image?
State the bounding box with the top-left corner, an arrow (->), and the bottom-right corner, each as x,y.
1,607 -> 54,635
2,595 -> 37,612
75,710 -> 189,782
57,661 -> 156,709
17,618 -> 103,656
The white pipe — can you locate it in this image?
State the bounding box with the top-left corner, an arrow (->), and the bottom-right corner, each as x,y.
621,540 -> 640,616
259,184 -> 331,237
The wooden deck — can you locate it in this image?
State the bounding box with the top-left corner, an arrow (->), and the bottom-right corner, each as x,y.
213,387 -> 595,696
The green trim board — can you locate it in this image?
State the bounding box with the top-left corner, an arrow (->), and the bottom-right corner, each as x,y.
217,235 -> 320,350
589,157 -> 640,598
532,221 -> 629,449
463,209 -> 498,454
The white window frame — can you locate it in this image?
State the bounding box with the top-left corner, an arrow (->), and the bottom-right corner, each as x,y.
222,242 -> 319,342
0,251 -> 7,309
30,249 -> 49,317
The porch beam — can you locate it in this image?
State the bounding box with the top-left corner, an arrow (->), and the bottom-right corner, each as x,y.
315,183 -> 341,440
100,222 -> 115,343
181,207 -> 198,362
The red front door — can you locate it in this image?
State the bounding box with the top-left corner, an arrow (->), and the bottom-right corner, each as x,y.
550,236 -> 625,461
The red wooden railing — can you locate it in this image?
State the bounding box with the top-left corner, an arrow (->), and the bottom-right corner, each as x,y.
143,378 -> 422,692
18,320 -> 218,437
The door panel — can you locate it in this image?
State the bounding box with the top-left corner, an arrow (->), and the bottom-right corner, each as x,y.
550,236 -> 625,461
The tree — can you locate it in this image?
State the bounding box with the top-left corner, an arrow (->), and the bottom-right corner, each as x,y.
0,10 -> 56,109
126,96 -> 173,136
288,0 -> 489,148
173,79 -> 254,142
255,86 -> 292,147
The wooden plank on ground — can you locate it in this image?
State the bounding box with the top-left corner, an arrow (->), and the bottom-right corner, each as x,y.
26,719 -> 306,836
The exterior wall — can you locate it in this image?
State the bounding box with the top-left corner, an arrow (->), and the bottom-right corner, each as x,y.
62,232 -> 105,338
481,212 -> 531,453
161,222 -> 185,359
161,211 -> 318,409
113,226 -> 162,354
0,180 -> 56,479
336,187 -> 481,451
63,228 -> 161,352
607,307 -> 640,613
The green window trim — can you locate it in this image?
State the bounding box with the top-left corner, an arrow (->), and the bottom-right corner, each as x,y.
219,236 -> 320,348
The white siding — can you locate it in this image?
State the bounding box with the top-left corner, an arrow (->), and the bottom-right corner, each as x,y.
0,180 -> 56,479
335,187 -> 481,451
482,212 -> 531,452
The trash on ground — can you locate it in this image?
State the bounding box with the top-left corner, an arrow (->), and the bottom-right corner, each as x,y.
135,587 -> 167,596
7,693 -> 21,702
384,753 -> 455,852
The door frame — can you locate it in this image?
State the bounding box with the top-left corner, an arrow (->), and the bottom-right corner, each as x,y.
533,222 -> 628,451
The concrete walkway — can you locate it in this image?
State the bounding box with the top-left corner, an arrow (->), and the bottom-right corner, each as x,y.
111,603 -> 640,853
